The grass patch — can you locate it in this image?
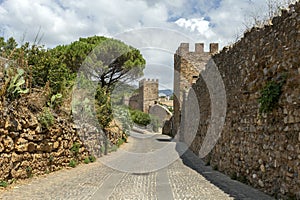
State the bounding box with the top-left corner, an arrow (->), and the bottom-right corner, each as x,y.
69,159 -> 77,168
84,157 -> 90,164
0,181 -> 8,188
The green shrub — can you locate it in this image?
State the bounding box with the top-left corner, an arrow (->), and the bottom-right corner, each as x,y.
70,142 -> 81,157
0,181 -> 8,188
47,63 -> 75,95
84,157 -> 90,164
89,155 -> 96,163
117,138 -> 125,147
69,159 -> 77,168
38,108 -> 55,129
259,79 -> 285,114
130,109 -> 151,126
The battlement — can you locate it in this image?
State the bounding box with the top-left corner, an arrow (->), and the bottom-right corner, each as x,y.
139,78 -> 159,86
176,43 -> 219,55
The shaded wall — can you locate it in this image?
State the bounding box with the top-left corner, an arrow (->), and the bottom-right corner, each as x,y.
180,2 -> 300,198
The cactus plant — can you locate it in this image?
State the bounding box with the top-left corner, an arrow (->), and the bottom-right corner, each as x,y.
6,68 -> 29,99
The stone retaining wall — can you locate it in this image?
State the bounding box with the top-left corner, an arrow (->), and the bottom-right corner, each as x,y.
181,2 -> 300,198
0,94 -> 93,180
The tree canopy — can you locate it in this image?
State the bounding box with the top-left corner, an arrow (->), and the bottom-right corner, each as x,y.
51,36 -> 146,89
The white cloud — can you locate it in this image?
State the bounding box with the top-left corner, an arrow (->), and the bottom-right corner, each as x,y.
175,18 -> 215,38
0,0 -> 273,48
0,0 -> 276,89
0,0 -> 170,46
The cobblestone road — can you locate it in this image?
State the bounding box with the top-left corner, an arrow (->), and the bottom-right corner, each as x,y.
0,132 -> 273,200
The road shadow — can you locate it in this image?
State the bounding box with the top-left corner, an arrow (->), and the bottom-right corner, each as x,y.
156,138 -> 172,142
175,142 -> 275,200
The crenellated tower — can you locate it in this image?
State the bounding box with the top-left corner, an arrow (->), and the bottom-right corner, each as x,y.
139,78 -> 159,113
173,43 -> 219,136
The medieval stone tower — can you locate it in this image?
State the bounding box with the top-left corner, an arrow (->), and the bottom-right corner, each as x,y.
139,78 -> 159,113
129,78 -> 159,113
172,43 -> 219,136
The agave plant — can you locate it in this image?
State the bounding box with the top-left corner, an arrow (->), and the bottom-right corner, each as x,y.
6,68 -> 29,100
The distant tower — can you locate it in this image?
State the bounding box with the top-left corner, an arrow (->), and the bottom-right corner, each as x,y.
139,79 -> 159,113
173,43 -> 219,136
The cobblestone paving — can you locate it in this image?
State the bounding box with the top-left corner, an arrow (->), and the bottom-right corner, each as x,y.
107,173 -> 157,200
0,161 -> 114,200
0,132 -> 273,200
167,160 -> 233,200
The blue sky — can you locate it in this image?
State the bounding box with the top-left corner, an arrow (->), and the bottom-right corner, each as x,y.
0,0 -> 292,89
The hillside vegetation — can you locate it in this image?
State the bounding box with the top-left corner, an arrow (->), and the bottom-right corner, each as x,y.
0,36 -> 145,183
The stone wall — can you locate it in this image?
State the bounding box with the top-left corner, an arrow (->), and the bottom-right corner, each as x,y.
128,94 -> 141,111
0,86 -> 123,181
0,95 -> 91,180
179,2 -> 300,199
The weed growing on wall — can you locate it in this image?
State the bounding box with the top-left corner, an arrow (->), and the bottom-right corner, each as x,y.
0,181 -> 8,188
38,108 -> 55,129
259,80 -> 285,114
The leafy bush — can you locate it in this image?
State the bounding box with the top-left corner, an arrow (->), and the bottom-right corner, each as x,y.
89,155 -> 96,163
0,181 -> 8,188
69,159 -> 77,168
38,108 -> 55,129
117,138 -> 125,147
47,63 -> 75,95
83,155 -> 96,164
130,109 -> 151,126
70,142 -> 81,157
259,80 -> 285,114
84,157 -> 90,164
